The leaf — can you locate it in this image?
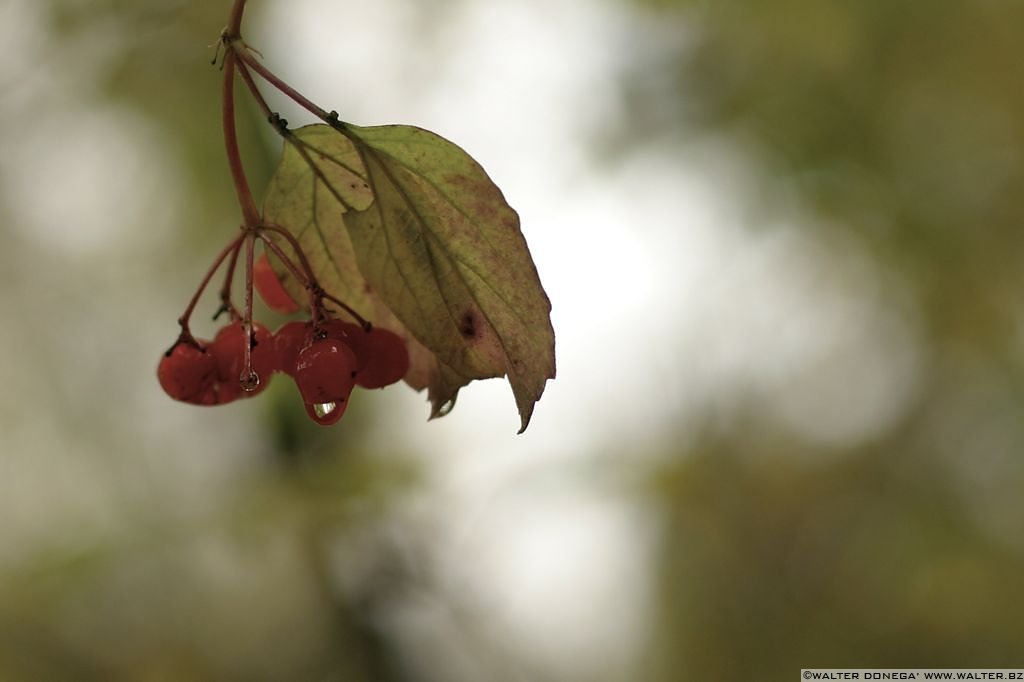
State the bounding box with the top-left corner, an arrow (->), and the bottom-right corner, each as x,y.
262,124 -> 375,316
263,123 -> 555,432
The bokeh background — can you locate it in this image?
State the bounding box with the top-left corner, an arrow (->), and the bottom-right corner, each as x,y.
3,0 -> 1024,679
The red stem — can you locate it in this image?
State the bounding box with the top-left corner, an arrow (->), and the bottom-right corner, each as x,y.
223,51 -> 260,227
233,47 -> 335,124
217,0 -> 263,389
236,59 -> 273,121
259,224 -> 320,292
322,292 -> 371,329
260,236 -> 320,315
259,225 -> 327,323
241,232 -> 257,387
218,235 -> 243,320
237,59 -> 359,216
259,235 -> 310,288
226,0 -> 248,36
221,2 -> 371,335
178,233 -> 246,338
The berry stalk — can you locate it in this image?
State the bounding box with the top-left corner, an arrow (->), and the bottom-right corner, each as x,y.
217,235 -> 243,320
240,231 -> 259,389
176,232 -> 246,344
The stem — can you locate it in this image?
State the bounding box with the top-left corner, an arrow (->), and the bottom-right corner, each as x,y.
226,0 -> 248,37
258,226 -> 367,327
236,59 -> 274,122
233,46 -> 334,124
260,235 -> 311,288
237,59 -> 361,216
223,50 -> 261,227
217,234 -> 243,320
236,63 -> 368,328
234,62 -> 323,313
177,233 -> 246,339
260,236 -> 320,315
322,292 -> 371,329
221,5 -> 370,335
241,232 -> 257,387
259,224 -> 320,289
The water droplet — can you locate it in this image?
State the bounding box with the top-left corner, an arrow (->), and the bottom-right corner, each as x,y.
240,371 -> 261,392
313,402 -> 337,418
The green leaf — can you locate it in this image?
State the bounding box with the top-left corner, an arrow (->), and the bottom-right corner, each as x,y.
261,124 -> 374,314
263,123 -> 555,432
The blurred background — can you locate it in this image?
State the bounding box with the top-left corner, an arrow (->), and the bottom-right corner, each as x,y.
2,0 -> 1024,679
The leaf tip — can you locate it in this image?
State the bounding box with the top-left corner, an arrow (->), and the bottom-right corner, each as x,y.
515,399 -> 539,435
428,395 -> 458,421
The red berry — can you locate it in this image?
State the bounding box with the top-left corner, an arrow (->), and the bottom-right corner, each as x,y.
356,328 -> 410,389
213,376 -> 244,404
193,381 -> 222,406
209,321 -> 276,395
272,320 -> 314,377
254,253 -> 300,313
158,341 -> 217,403
294,338 -> 358,401
320,321 -> 409,388
320,320 -> 370,370
294,338 -> 358,425
358,328 -> 409,388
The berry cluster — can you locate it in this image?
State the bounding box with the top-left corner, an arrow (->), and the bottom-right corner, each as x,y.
158,239 -> 409,426
161,10 -> 416,427
276,319 -> 409,424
